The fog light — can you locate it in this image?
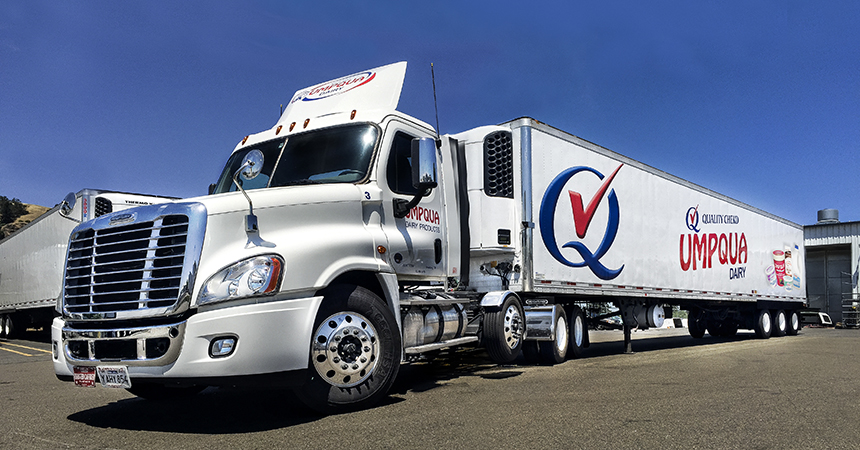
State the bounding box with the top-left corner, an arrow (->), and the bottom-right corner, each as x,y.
210,337 -> 237,358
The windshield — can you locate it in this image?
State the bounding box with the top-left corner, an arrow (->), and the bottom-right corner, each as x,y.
212,124 -> 379,194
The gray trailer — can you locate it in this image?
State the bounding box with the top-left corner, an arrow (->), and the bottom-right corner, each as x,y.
0,189 -> 172,337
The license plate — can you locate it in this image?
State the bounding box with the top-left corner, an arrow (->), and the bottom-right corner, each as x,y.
96,366 -> 132,389
73,366 -> 97,388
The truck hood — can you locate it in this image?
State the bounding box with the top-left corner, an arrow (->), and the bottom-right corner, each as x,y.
189,184 -> 367,217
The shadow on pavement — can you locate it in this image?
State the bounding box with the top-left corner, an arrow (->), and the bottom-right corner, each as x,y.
65,329 -> 757,432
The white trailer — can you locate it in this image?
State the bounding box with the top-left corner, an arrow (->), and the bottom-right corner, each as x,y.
0,189 -> 172,337
52,63 -> 806,412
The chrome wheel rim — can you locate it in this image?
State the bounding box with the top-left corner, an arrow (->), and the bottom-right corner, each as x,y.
503,304 -> 523,349
311,312 -> 379,388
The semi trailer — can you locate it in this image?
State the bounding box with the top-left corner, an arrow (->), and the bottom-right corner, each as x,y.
52,62 -> 806,412
0,189 -> 172,338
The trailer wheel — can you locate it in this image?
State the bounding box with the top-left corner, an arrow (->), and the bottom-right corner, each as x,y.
786,310 -> 800,336
707,320 -> 738,338
1,314 -> 16,339
754,309 -> 772,339
772,310 -> 787,337
296,284 -> 400,414
688,313 -> 706,339
127,383 -> 206,400
538,305 -> 568,364
484,294 -> 525,364
567,305 -> 588,358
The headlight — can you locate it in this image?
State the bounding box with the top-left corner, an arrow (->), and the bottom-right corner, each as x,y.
199,255 -> 284,306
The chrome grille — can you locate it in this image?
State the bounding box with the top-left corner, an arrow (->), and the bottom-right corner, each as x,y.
64,215 -> 190,315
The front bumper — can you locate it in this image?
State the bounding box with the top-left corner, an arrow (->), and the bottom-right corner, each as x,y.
53,295 -> 323,384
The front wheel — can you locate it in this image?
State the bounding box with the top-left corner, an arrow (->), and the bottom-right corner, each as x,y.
484,294 -> 525,364
295,285 -> 400,414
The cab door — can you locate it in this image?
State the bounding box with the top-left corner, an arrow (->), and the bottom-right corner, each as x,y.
378,120 -> 447,281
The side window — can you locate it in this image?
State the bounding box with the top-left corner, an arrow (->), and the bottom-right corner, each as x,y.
387,131 -> 419,195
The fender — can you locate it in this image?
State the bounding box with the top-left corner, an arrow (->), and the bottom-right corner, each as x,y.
480,290 -> 520,308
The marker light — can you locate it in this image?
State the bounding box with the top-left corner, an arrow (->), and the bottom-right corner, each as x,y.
350,110 -> 357,120
276,125 -> 283,135
199,255 -> 284,306
303,118 -> 310,129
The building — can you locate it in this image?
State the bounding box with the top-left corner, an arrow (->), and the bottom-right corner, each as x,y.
804,209 -> 860,325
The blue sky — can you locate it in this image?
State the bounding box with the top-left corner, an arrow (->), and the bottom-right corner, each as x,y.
1,1 -> 857,225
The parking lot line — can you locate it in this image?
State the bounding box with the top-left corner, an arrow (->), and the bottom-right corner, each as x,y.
0,345 -> 33,356
2,342 -> 53,354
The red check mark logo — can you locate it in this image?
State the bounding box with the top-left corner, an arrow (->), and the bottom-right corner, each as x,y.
568,164 -> 623,239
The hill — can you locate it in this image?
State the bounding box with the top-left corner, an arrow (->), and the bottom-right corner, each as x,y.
0,203 -> 51,239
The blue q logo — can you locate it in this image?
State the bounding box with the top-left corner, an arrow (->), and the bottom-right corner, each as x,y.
539,164 -> 624,280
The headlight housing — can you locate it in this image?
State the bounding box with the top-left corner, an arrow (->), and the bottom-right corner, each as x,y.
199,255 -> 284,306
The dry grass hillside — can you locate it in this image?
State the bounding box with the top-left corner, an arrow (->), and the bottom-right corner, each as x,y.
0,203 -> 51,239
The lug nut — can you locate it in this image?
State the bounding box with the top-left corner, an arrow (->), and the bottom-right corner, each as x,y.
333,357 -> 340,363
334,335 -> 341,342
352,364 -> 359,370
360,357 -> 367,363
363,346 -> 370,352
341,364 -> 348,370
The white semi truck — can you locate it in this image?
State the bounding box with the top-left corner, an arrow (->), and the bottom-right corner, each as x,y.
0,189 -> 171,338
52,62 -> 806,412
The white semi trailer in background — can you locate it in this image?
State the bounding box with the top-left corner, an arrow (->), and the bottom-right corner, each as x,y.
52,62 -> 806,413
0,189 -> 172,338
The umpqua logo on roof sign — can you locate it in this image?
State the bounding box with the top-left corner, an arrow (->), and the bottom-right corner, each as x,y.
539,164 -> 624,280
290,71 -> 377,104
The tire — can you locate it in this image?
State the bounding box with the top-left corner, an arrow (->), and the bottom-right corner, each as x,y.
721,321 -> 739,337
538,305 -> 568,364
688,312 -> 706,339
567,305 -> 588,358
484,294 -> 525,364
707,320 -> 738,338
706,320 -> 724,337
786,310 -> 800,336
0,315 -> 6,338
754,309 -> 772,339
126,384 -> 205,400
295,285 -> 401,414
1,314 -> 16,339
772,310 -> 787,337
522,341 -> 540,364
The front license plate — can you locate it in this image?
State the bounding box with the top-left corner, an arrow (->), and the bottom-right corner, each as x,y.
96,366 -> 132,389
73,366 -> 97,388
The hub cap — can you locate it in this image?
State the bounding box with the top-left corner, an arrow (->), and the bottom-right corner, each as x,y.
311,312 -> 379,388
504,304 -> 523,349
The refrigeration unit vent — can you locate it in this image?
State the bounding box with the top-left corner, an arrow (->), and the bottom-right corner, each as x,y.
484,131 -> 514,198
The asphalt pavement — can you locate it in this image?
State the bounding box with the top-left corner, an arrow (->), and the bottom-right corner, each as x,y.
2,327 -> 858,449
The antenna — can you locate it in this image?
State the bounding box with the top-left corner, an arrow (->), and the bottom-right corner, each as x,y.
431,63 -> 441,142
